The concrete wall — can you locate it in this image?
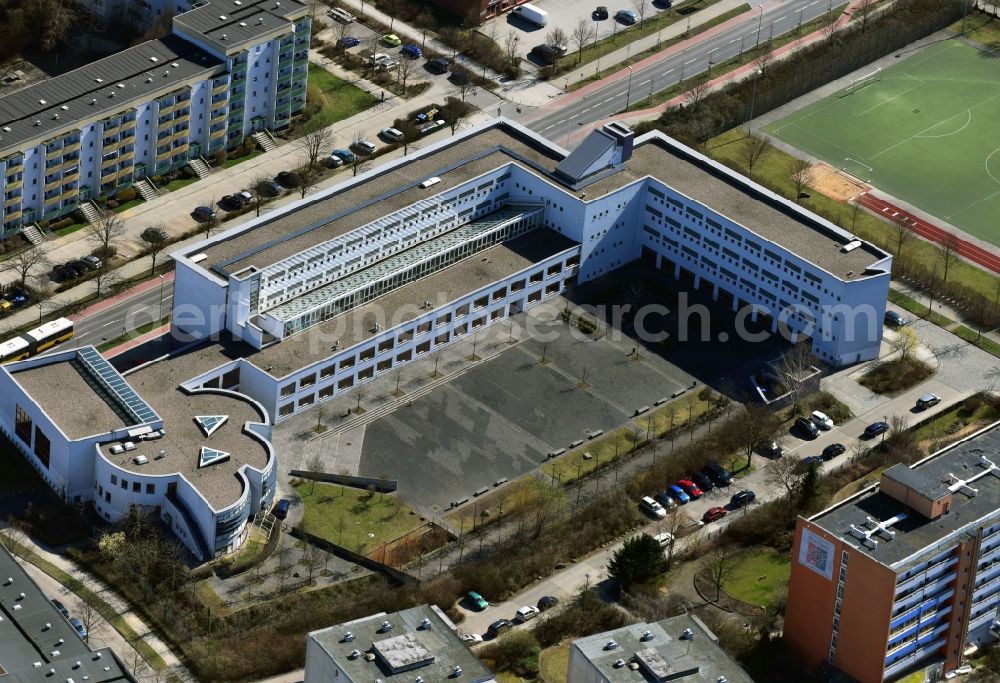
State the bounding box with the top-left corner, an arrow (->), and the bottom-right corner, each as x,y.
171,257 -> 229,341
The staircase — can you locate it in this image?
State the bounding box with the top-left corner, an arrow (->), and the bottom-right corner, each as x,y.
251,131 -> 277,153
187,156 -> 212,179
78,200 -> 103,225
21,223 -> 45,245
135,177 -> 159,202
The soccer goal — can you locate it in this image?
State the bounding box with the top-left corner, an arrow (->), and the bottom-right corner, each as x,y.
842,157 -> 874,182
844,67 -> 882,95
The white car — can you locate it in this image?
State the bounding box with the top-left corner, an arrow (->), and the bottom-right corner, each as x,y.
515,605 -> 540,622
810,410 -> 834,430
653,532 -> 674,546
640,496 -> 667,519
327,6 -> 355,22
380,127 -> 405,142
461,633 -> 483,644
367,52 -> 391,64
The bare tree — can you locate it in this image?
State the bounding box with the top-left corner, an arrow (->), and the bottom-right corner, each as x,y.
250,175 -> 276,217
821,10 -> 839,43
86,211 -> 127,260
351,130 -> 370,176
200,199 -> 221,239
773,342 -> 816,413
892,219 -> 913,257
457,74 -> 475,103
545,27 -> 568,68
890,326 -> 919,361
765,456 -> 804,494
1,516 -> 30,557
397,55 -> 415,91
297,125 -> 334,173
334,20 -> 351,48
298,165 -> 321,199
367,34 -> 381,78
632,0 -> 650,27
76,600 -> 106,643
93,265 -> 122,298
856,0 -> 877,30
738,135 -> 771,179
441,96 -> 473,135
140,225 -> 168,276
734,403 -> 779,467
938,232 -> 961,284
752,40 -> 774,76
684,81 -> 711,111
305,452 -> 324,495
703,546 -> 739,601
2,244 -> 48,288
397,119 -> 420,156
504,29 -> 521,69
29,276 -> 55,323
790,157 -> 814,202
571,19 -> 595,63
301,541 -> 325,583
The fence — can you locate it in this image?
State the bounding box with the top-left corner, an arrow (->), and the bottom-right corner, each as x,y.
290,470 -> 397,493
288,528 -> 418,586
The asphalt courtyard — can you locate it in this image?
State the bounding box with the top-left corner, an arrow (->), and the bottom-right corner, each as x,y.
355,270 -> 790,513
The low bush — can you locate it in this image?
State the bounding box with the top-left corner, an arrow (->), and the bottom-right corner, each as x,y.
801,391 -> 852,424
114,187 -> 137,202
534,591 -> 630,647
859,357 -> 934,395
477,630 -> 540,677
48,217 -> 75,232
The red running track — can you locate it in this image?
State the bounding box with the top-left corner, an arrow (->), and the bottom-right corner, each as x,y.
856,193 -> 1000,274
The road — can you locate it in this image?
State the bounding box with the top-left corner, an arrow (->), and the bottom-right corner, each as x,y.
69,282 -> 174,349
524,0 -> 839,138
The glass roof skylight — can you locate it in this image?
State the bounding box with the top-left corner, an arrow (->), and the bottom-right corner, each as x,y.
194,414 -> 228,437
198,447 -> 230,468
77,347 -> 159,425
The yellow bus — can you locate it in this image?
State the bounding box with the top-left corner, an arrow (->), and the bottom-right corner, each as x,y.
0,337 -> 30,364
26,318 -> 74,353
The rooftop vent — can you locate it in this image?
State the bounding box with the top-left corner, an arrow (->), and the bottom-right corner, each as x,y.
90,99 -> 97,105
133,455 -> 149,465
33,120 -> 41,126
348,649 -> 361,659
718,677 -> 729,683
109,445 -> 124,454
239,21 -> 247,26
680,628 -> 694,640
2,126 -> 10,132
3,578 -> 11,585
150,56 -> 159,62
452,665 -> 463,678
221,34 -> 227,40
95,78 -> 103,83
38,99 -> 46,104
52,114 -> 59,120
342,631 -> 355,642
613,659 -> 626,668
415,677 -> 424,683
60,105 -> 69,111
123,441 -> 136,451
420,618 -> 432,630
234,0 -> 242,4
381,620 -> 393,632
164,70 -> 170,76
219,14 -> 227,19
841,240 -> 863,254
108,91 -> 116,97
117,83 -> 125,88
257,16 -> 264,23
604,640 -> 618,650
44,623 -> 51,630
146,77 -> 153,83
640,630 -> 654,641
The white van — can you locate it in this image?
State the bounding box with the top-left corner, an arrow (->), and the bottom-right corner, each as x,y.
327,6 -> 355,22
512,3 -> 548,27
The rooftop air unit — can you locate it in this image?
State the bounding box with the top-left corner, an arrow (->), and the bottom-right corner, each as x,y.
133,455 -> 149,465
613,659 -> 626,668
604,640 -> 618,650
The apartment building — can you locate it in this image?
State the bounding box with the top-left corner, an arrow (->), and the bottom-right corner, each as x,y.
0,0 -> 310,238
785,421 -> 1000,682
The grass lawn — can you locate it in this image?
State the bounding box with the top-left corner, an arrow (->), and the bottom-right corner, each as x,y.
800,390 -> 853,425
708,128 -> 1000,303
723,549 -> 791,609
911,393 -> 1000,451
161,176 -> 199,193
97,317 -> 169,352
539,641 -> 570,683
444,476 -> 557,534
954,325 -> 1000,358
832,467 -> 883,503
764,40 -> 1000,248
305,65 -> 379,130
887,290 -> 954,329
111,198 -> 144,213
222,149 -> 263,169
895,670 -> 927,683
293,481 -> 424,554
54,221 -> 88,238
859,357 -> 934,395
951,10 -> 1000,49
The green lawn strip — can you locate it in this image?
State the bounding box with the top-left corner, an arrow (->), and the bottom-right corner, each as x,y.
305,65 -> 379,130
221,149 -> 263,169
911,395 -> 1000,447
161,176 -> 199,193
443,477 -> 551,534
294,481 -> 424,554
96,316 -> 170,352
831,467 -> 883,503
539,641 -> 571,683
708,127 -> 1000,303
953,325 -> 1000,358
722,548 -> 791,608
568,4 -> 751,92
949,11 -> 1000,47
555,424 -> 648,486
887,290 -> 954,328
16,548 -> 165,669
54,221 -> 88,238
111,198 -> 144,214
626,5 -> 847,111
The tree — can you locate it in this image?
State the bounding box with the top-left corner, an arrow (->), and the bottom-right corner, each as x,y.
351,130 -> 370,176
301,541 -> 325,583
297,125 -> 334,173
334,20 -> 351,49
607,534 -> 668,592
2,244 -> 48,288
397,55 -> 415,91
29,277 -> 54,323
856,0 -> 877,30
571,19 -> 594,63
93,266 -> 122,297
738,135 -> 771,179
734,403 -> 779,467
684,81 -> 711,111
546,27 -> 568,54
140,225 -> 168,276
892,218 -> 913,257
752,40 -> 774,76
891,326 -> 918,361
397,119 -> 420,156
504,29 -> 521,69
773,342 -> 816,413
938,232 -> 960,284
76,599 -> 106,643
298,165 -> 321,199
790,158 -> 814,202
703,546 -> 738,600
632,0 -> 650,27
765,456 -> 804,495
251,175 -> 275,217
305,452 -> 324,495
86,211 -> 127,261
201,199 -> 221,239
441,96 -> 473,136
799,459 -> 821,510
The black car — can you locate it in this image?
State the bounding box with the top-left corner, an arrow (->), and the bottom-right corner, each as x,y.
690,471 -> 714,493
487,619 -> 513,637
798,455 -> 824,471
593,5 -> 609,18
703,461 -> 732,486
258,180 -> 285,197
730,489 -> 756,508
276,171 -> 302,188
51,598 -> 69,618
794,416 -> 820,439
821,443 -> 846,461
864,421 -> 890,439
537,595 -> 559,611
53,264 -> 77,280
68,259 -> 91,276
427,57 -> 451,73
450,69 -> 470,85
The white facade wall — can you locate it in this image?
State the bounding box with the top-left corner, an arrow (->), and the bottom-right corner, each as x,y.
172,257 -> 229,341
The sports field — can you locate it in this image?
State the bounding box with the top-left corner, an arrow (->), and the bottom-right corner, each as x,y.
765,40 -> 1000,247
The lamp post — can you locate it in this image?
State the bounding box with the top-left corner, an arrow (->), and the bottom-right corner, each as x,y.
746,68 -> 763,134
624,65 -> 634,110
158,274 -> 165,319
754,6 -> 764,48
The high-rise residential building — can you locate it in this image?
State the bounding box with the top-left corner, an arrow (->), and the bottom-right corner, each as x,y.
0,0 -> 310,238
785,421 -> 1000,682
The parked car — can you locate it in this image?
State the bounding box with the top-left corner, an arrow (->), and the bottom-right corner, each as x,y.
668,483 -> 690,504
703,461 -> 733,486
192,205 -> 217,222
916,393 -> 941,410
68,260 -> 91,276
327,154 -> 344,168
537,595 -> 559,611
730,489 -> 756,508
798,455 -> 825,470
703,507 -> 728,523
2,291 -> 27,309
678,479 -> 702,499
593,5 -> 609,18
756,440 -> 785,458
352,139 -> 378,155
338,35 -> 361,48
487,619 -> 513,637
275,171 -> 302,188
415,107 -> 439,123
53,264 -> 78,281
401,44 -> 422,59
530,44 -> 568,63
237,190 -> 254,204
417,119 -> 446,136
427,57 -> 451,73
327,6 -> 355,22
461,633 -> 483,644
377,59 -> 399,71
822,443 -> 847,461
450,69 -> 470,84
512,3 -> 548,26
259,179 -> 285,196
381,33 -> 402,46
810,410 -> 834,430
615,9 -> 637,24
864,421 -> 890,439
222,193 -> 249,209
51,599 -> 69,618
653,531 -> 674,546
691,471 -> 714,493
0,298 -> 11,314
467,591 -> 489,611
380,127 -> 405,142
273,498 -> 290,519
794,416 -> 820,439
884,310 -> 907,327
331,148 -> 356,164
639,495 -> 667,519
69,617 -> 87,639
80,255 -> 103,271
515,605 -> 540,622
367,52 -> 391,64
653,490 -> 678,511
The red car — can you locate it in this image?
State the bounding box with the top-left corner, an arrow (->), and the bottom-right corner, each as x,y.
678,479 -> 703,499
703,507 -> 728,523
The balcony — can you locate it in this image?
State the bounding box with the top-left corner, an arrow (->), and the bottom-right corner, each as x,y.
62,168 -> 79,183
45,146 -> 64,161
5,178 -> 22,191
4,194 -> 21,208
44,177 -> 63,192
60,186 -> 80,201
211,110 -> 227,124
210,127 -> 226,140
174,111 -> 191,125
212,81 -> 229,96
63,140 -> 81,154
157,99 -> 177,115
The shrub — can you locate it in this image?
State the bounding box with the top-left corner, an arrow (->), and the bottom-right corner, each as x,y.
107,200 -> 119,209
49,217 -> 74,231
477,630 -> 540,676
858,357 -> 934,395
114,186 -> 137,202
534,590 -> 630,647
37,219 -> 50,230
